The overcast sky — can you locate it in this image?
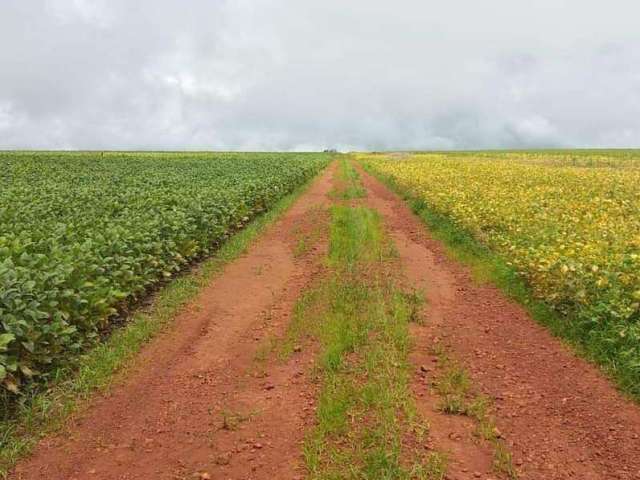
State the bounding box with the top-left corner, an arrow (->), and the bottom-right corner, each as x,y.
1,1 -> 640,151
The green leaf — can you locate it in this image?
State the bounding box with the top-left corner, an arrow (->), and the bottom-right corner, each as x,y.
0,333 -> 15,351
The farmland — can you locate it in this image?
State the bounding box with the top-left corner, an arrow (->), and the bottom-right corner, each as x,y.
360,151 -> 640,394
0,152 -> 329,394
4,152 -> 640,480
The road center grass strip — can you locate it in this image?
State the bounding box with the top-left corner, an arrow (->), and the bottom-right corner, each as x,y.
287,204 -> 446,479
330,156 -> 367,200
0,168 -> 324,477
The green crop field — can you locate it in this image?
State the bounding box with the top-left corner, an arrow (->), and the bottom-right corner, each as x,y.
0,152 -> 329,394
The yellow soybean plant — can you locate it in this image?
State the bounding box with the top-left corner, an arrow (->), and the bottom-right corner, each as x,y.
360,151 -> 640,393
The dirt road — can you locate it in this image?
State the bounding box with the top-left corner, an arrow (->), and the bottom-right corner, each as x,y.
11,160 -> 640,480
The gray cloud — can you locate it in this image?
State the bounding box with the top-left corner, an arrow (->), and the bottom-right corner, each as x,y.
1,0 -> 640,150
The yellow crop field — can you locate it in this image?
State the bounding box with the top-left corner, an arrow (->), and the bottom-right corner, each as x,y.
360,151 -> 640,389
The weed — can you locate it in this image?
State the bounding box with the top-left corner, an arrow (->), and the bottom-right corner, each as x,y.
220,409 -> 254,431
494,442 -> 519,479
438,395 -> 467,415
403,289 -> 426,324
411,452 -> 448,480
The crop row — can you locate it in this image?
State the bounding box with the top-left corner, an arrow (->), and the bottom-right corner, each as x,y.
361,152 -> 640,394
403,150 -> 640,169
0,152 -> 329,393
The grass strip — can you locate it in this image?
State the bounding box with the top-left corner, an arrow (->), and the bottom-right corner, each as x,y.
288,205 -> 446,479
0,169 -> 324,477
330,156 -> 367,200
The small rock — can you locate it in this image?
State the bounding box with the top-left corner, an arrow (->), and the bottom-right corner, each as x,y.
293,345 -> 302,353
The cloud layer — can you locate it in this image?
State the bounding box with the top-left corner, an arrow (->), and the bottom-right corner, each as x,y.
1,1 -> 640,150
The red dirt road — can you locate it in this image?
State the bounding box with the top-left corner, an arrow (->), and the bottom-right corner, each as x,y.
11,160 -> 640,480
